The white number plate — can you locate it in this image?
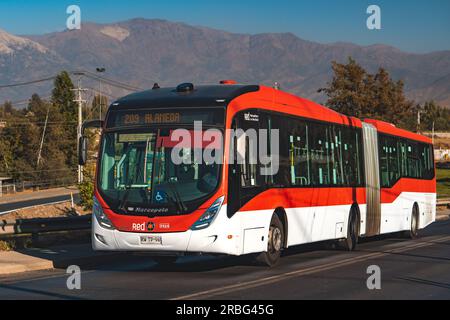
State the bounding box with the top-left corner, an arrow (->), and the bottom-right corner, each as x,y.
140,236 -> 162,245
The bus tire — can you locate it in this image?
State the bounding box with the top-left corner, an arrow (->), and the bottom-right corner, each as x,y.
405,204 -> 420,239
342,207 -> 360,251
256,214 -> 284,267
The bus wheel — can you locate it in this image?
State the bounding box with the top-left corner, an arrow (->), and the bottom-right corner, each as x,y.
343,209 -> 359,251
405,205 -> 420,239
153,256 -> 178,266
256,215 -> 284,267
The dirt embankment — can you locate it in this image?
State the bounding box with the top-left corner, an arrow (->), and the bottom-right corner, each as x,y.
1,202 -> 91,221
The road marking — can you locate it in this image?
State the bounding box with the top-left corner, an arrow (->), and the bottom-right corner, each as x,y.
171,235 -> 450,300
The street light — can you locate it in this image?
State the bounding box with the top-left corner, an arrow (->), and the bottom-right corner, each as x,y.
96,67 -> 106,120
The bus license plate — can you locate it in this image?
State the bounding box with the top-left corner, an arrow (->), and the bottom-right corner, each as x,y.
140,236 -> 162,245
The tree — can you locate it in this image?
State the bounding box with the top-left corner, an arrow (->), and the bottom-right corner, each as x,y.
2,104 -> 41,182
420,101 -> 450,132
0,139 -> 12,174
320,58 -> 415,130
27,94 -> 74,185
4,101 -> 13,115
319,58 -> 374,118
51,71 -> 78,171
372,68 -> 414,129
51,71 -> 76,122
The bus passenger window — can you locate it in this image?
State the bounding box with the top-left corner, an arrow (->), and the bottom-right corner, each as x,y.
309,124 -> 330,186
288,120 -> 310,186
237,130 -> 258,187
328,126 -> 344,185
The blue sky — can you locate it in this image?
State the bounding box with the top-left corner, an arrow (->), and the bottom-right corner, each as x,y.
0,0 -> 449,53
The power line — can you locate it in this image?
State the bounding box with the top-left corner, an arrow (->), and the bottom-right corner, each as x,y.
0,72 -> 144,92
1,72 -> 143,106
77,70 -> 144,91
7,95 -> 52,106
0,77 -> 56,89
85,87 -> 120,100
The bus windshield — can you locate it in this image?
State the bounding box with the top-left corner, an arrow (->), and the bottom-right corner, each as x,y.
98,128 -> 223,215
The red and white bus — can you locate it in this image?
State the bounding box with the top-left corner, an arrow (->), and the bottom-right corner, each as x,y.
80,82 -> 436,266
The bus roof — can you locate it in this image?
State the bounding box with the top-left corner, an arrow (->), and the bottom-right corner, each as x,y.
112,83 -> 431,144
364,119 -> 432,144
231,85 -> 363,128
112,84 -> 259,109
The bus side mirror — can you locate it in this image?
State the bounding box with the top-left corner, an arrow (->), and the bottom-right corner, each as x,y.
78,120 -> 104,166
78,136 -> 88,166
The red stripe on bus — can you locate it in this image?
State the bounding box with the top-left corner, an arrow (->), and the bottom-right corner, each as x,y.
380,178 -> 436,203
239,187 -> 367,212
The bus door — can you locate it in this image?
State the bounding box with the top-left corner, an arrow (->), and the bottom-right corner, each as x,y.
227,110 -> 264,217
362,123 -> 381,236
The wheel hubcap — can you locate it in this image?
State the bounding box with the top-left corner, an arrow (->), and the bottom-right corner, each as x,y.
412,211 -> 418,234
269,226 -> 282,253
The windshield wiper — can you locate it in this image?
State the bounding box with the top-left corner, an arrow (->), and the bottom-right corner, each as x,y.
163,192 -> 183,214
167,182 -> 187,213
118,184 -> 134,212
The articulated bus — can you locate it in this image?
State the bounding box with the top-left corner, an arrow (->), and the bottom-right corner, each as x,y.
79,81 -> 436,267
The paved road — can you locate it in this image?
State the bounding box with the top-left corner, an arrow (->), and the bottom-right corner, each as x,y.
0,194 -> 80,215
0,220 -> 449,300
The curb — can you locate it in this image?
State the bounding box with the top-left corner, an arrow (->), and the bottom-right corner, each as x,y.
0,251 -> 127,276
0,260 -> 54,275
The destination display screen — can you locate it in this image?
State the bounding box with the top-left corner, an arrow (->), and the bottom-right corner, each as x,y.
106,108 -> 225,128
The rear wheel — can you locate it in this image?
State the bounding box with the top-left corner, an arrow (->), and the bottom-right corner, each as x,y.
342,208 -> 360,251
406,205 -> 420,239
256,215 -> 284,267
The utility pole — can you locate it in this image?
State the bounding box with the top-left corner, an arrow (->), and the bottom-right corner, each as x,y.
37,105 -> 50,167
72,74 -> 87,184
432,121 -> 435,145
417,109 -> 422,134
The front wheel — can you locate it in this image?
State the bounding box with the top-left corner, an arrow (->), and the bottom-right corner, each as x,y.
256,215 -> 284,267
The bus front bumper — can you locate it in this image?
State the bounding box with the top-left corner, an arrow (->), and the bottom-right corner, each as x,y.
92,214 -> 240,256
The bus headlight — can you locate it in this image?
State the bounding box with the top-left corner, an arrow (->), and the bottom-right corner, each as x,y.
93,196 -> 115,230
191,196 -> 225,231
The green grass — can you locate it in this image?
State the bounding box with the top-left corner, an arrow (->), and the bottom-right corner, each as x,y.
437,168 -> 450,199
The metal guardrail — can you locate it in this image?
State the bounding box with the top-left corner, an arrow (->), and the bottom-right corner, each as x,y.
0,215 -> 91,238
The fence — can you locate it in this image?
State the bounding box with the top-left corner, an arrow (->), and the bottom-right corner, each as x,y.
0,177 -> 77,197
0,215 -> 91,238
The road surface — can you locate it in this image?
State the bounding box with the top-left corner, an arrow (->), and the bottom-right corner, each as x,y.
0,220 -> 449,300
0,193 -> 80,216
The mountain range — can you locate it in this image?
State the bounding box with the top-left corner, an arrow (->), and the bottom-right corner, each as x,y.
1,18 -> 450,108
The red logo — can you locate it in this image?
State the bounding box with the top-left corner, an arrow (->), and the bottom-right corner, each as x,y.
147,222 -> 156,232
